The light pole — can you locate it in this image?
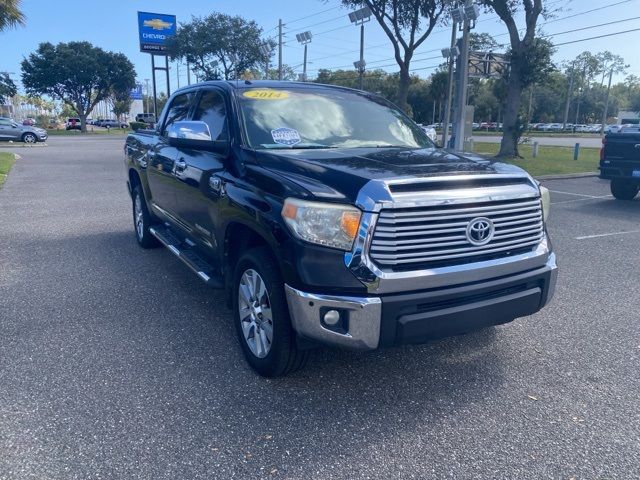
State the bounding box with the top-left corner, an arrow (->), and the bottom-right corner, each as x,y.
441,43 -> 459,148
144,79 -> 150,115
452,1 -> 480,151
296,31 -> 312,82
348,6 -> 371,91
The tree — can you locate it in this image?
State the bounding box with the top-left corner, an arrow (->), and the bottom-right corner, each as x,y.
0,72 -> 17,103
110,91 -> 132,124
469,32 -> 499,52
339,0 -> 448,114
0,0 -> 25,32
21,42 -> 136,132
167,13 -> 269,81
479,0 -> 553,157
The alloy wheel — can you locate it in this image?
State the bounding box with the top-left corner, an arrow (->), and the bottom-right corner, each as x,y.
238,269 -> 274,358
134,194 -> 144,240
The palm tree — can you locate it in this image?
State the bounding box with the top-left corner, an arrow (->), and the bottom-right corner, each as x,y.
0,0 -> 26,32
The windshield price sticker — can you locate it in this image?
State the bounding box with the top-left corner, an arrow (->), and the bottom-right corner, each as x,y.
243,90 -> 290,100
271,127 -> 301,146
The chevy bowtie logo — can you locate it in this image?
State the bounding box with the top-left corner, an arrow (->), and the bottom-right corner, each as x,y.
143,19 -> 173,31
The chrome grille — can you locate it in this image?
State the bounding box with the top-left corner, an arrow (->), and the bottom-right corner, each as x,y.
370,197 -> 544,268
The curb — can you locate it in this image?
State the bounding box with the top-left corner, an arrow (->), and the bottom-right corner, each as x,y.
535,172 -> 599,181
0,144 -> 48,149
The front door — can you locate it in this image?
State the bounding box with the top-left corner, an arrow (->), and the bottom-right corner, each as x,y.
146,91 -> 197,220
172,89 -> 230,253
0,119 -> 20,140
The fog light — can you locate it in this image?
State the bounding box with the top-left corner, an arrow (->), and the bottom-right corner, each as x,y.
323,310 -> 341,326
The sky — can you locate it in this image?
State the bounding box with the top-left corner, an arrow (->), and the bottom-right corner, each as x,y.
2,0 -> 640,96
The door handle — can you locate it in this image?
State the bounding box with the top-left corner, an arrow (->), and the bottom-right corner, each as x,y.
175,160 -> 187,171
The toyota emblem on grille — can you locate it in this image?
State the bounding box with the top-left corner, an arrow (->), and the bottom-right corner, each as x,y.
466,217 -> 495,246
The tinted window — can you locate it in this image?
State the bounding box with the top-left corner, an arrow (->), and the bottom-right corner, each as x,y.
193,90 -> 227,141
163,92 -> 196,134
238,88 -> 433,150
0,119 -> 12,127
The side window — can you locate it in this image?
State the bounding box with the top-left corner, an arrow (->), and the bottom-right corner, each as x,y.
162,92 -> 195,136
0,120 -> 11,127
193,90 -> 228,141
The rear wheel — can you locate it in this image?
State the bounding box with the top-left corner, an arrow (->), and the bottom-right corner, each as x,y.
233,247 -> 309,377
22,133 -> 37,144
611,179 -> 639,201
132,185 -> 160,248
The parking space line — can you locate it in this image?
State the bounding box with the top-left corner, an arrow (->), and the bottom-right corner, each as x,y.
552,195 -> 612,205
548,190 -> 602,198
576,230 -> 640,240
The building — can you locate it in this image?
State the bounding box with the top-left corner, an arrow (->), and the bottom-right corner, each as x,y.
617,111 -> 640,125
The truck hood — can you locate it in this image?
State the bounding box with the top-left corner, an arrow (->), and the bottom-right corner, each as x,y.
255,146 -> 526,203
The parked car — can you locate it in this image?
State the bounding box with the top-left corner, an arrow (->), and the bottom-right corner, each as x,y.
100,119 -> 128,128
135,113 -> 156,124
419,124 -> 437,143
66,118 -> 81,131
22,118 -> 36,126
0,117 -> 48,143
600,128 -> 640,200
124,81 -> 557,377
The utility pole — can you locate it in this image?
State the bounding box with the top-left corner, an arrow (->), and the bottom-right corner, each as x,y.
358,23 -> 365,90
601,68 -> 614,135
527,87 -> 534,124
442,19 -> 458,148
176,62 -> 180,89
562,71 -> 574,130
187,62 -> 191,85
278,19 -> 283,81
453,0 -> 474,152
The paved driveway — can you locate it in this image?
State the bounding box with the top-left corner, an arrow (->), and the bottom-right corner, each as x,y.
0,137 -> 638,479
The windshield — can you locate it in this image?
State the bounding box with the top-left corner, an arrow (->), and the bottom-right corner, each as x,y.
237,87 -> 435,150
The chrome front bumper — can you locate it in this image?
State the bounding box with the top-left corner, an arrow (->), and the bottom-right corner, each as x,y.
285,253 -> 558,351
285,285 -> 382,350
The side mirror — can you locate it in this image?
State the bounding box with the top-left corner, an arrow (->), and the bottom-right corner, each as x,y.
167,121 -> 229,154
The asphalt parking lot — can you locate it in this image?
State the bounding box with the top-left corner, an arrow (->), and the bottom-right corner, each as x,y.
0,137 -> 638,479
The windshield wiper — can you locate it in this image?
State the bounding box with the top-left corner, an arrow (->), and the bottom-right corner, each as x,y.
259,143 -> 337,150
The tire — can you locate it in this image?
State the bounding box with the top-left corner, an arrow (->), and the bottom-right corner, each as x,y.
233,247 -> 309,377
22,133 -> 37,144
610,179 -> 639,201
132,185 -> 160,248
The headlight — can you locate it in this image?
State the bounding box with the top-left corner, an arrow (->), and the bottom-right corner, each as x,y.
540,186 -> 550,221
282,198 -> 362,251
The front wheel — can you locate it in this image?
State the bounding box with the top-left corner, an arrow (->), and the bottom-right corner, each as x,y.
611,179 -> 639,201
233,247 -> 309,377
132,185 -> 160,248
22,133 -> 37,144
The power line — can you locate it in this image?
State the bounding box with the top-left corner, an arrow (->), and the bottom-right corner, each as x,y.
285,6 -> 337,25
310,1 -> 640,73
553,27 -> 640,46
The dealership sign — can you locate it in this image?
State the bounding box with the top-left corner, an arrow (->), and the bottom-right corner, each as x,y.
130,84 -> 143,100
137,12 -> 176,54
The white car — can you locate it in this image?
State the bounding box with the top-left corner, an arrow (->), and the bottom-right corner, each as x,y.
605,125 -> 624,134
419,125 -> 438,143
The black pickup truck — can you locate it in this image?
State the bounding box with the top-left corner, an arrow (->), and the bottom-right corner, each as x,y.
599,127 -> 640,200
124,81 -> 557,377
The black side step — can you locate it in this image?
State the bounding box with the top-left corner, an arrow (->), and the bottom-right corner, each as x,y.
149,226 -> 224,288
